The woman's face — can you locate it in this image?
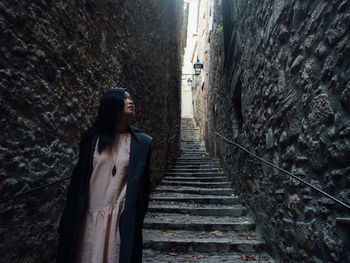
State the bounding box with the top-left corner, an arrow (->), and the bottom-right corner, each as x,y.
123,91 -> 134,117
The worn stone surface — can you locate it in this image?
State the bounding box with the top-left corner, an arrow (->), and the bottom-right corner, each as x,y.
143,120 -> 274,262
0,0 -> 183,262
143,249 -> 273,263
208,0 -> 350,262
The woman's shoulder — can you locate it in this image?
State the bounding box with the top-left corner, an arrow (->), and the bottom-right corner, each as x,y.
129,126 -> 152,142
79,126 -> 98,145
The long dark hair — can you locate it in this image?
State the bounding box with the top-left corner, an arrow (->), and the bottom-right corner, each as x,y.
83,88 -> 126,152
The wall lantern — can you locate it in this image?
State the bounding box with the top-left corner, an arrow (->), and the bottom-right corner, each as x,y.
187,78 -> 193,86
193,58 -> 204,75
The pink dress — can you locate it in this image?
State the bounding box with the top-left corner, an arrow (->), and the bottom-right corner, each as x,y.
74,133 -> 131,263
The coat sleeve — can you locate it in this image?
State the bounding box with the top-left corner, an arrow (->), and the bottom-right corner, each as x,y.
140,145 -> 151,219
65,142 -> 84,201
57,139 -> 87,234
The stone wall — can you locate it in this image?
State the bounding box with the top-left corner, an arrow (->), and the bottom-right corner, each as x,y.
0,0 -> 183,261
192,0 -> 211,149
209,0 -> 350,262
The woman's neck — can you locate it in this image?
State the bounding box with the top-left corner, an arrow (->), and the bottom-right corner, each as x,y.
115,120 -> 129,133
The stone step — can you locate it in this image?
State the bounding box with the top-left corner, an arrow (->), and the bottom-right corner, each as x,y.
174,161 -> 220,165
174,158 -> 220,165
160,180 -> 231,188
180,145 -> 204,147
180,149 -> 206,152
170,162 -> 220,166
161,176 -> 228,182
167,168 -> 222,172
180,153 -> 208,156
179,156 -> 210,159
150,195 -> 240,205
175,158 -> 218,161
143,229 -> 264,253
176,159 -> 215,163
142,249 -> 274,263
180,153 -> 207,156
176,157 -> 213,160
168,164 -> 221,169
163,174 -> 227,182
164,172 -> 225,177
152,186 -> 233,196
143,212 -> 255,231
148,201 -> 246,216
180,147 -> 205,151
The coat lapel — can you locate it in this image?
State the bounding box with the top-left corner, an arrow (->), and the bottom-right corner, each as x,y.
119,127 -> 151,263
124,127 -> 149,210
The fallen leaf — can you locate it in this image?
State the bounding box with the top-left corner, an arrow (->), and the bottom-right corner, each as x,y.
210,230 -> 223,236
197,254 -> 204,259
163,232 -> 176,237
239,232 -> 253,240
188,255 -> 195,258
161,230 -> 176,237
241,254 -> 259,261
166,252 -> 178,257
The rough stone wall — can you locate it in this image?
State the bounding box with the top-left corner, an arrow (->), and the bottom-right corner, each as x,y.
193,77 -> 208,142
0,0 -> 183,262
209,0 -> 350,262
192,0 -> 210,148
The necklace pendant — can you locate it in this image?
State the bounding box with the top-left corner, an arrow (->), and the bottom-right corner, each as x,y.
112,166 -> 117,176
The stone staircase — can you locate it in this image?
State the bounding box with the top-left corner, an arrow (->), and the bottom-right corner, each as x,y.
142,119 -> 273,262
181,118 -> 201,141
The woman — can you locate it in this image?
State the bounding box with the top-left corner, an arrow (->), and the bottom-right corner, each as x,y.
56,88 -> 152,263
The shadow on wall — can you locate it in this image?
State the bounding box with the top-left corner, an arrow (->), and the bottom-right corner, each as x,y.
232,77 -> 243,139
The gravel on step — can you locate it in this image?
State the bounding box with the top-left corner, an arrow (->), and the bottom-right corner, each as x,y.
142,249 -> 274,263
144,212 -> 255,231
148,201 -> 245,216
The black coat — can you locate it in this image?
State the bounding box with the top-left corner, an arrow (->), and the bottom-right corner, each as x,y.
56,127 -> 152,263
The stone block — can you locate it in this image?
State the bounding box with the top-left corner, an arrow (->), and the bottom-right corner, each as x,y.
288,194 -> 302,217
326,29 -> 340,46
340,81 -> 350,112
291,55 -> 304,73
308,93 -> 334,127
328,138 -> 350,163
282,145 -> 296,163
265,128 -> 274,149
321,55 -> 338,80
315,42 -> 328,58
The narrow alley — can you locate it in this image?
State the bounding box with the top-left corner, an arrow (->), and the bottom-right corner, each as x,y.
1,0 -> 350,263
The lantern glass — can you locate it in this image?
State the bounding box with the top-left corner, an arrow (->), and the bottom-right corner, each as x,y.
193,59 -> 203,75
